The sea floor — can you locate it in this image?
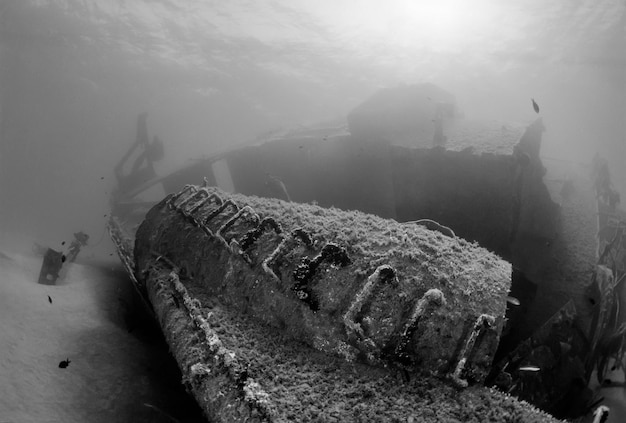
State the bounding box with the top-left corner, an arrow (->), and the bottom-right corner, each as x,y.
0,249 -> 206,423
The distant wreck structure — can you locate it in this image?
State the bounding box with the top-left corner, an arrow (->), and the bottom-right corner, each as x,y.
347,83 -> 457,148
107,85 -> 621,421
37,231 -> 89,285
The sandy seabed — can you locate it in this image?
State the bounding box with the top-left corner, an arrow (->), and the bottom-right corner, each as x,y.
0,249 -> 205,423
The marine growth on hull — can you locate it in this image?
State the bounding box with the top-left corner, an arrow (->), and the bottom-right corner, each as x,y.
105,96 -> 625,421
136,186 -> 510,382
126,185 -> 569,422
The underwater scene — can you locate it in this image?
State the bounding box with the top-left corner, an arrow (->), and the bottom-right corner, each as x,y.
1,1 -> 625,422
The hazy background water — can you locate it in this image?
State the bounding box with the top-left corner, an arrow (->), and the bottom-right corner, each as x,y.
0,0 -> 624,257
0,2 -> 625,421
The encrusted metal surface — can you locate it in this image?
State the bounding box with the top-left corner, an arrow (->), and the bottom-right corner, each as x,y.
136,186 -> 511,381
111,185 -> 573,423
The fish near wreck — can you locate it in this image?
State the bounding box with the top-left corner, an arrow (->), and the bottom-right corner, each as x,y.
124,185 -> 565,421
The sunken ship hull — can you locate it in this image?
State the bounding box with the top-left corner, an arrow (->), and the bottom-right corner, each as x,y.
115,184 -> 563,422
108,105 -> 622,421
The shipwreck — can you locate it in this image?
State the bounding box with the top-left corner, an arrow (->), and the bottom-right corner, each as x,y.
107,85 -> 625,422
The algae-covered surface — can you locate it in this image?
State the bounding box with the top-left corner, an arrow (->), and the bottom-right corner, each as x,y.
206,186 -> 512,323
144,258 -> 564,423
132,187 -> 564,422
137,187 -> 512,376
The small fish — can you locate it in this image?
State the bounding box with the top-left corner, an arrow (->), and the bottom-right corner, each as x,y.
48,295 -> 52,304
518,365 -> 540,372
61,255 -> 66,263
104,214 -> 107,217
61,241 -> 65,246
100,176 -> 104,180
531,98 -> 540,114
506,296 -> 520,306
109,253 -> 114,256
58,358 -> 71,368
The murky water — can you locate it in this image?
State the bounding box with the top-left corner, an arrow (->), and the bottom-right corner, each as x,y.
1,1 -> 624,421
